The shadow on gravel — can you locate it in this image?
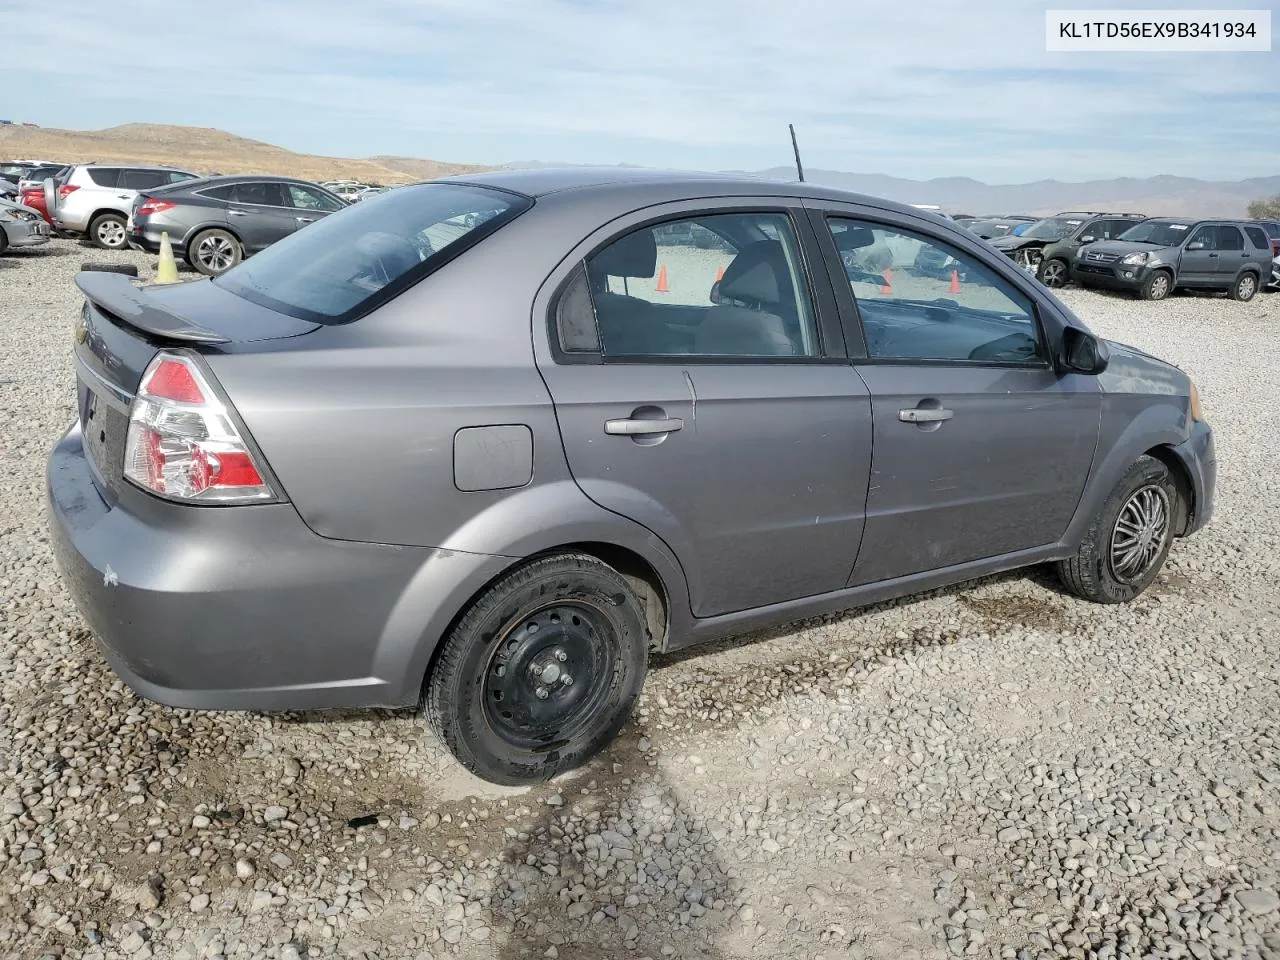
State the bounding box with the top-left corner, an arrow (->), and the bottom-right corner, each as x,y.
490,719 -> 732,960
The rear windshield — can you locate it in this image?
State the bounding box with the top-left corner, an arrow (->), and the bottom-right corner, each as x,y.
216,183 -> 530,322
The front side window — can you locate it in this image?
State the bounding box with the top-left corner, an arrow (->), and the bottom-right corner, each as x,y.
580,212 -> 819,359
828,217 -> 1042,363
1187,225 -> 1218,250
216,183 -> 528,322
287,184 -> 343,211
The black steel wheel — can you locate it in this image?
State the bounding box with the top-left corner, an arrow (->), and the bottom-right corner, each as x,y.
427,554 -> 650,784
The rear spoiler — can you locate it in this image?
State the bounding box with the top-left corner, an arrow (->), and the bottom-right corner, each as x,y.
75,272 -> 230,345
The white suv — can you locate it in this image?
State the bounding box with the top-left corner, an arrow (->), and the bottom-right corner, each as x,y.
46,164 -> 199,249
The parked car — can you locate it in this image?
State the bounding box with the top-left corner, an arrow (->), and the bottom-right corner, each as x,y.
0,177 -> 16,200
47,170 -> 1216,785
988,212 -> 1100,271
1072,218 -> 1272,301
17,163 -> 70,224
1268,255 -> 1280,291
328,183 -> 371,203
1033,213 -> 1148,287
0,197 -> 51,252
45,163 -> 199,249
128,174 -> 347,276
1251,219 -> 1280,257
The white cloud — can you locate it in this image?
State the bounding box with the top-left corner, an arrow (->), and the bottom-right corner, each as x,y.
3,0 -> 1275,179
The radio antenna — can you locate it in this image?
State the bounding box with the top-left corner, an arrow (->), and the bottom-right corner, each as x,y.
789,123 -> 805,182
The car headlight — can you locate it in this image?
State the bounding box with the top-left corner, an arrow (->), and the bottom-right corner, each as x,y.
1,207 -> 37,221
1121,252 -> 1149,265
1189,382 -> 1204,422
1076,245 -> 1089,258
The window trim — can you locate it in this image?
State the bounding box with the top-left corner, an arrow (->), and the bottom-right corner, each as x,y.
546,204 -> 846,366
814,208 -> 1055,370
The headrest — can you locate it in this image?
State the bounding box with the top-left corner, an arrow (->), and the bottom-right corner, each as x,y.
355,232 -> 421,277
592,229 -> 657,278
718,239 -> 791,307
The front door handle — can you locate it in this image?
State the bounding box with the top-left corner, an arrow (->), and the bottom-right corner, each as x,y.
1207,252 -> 1219,258
295,216 -> 315,224
604,417 -> 684,436
899,408 -> 953,424
228,209 -> 249,217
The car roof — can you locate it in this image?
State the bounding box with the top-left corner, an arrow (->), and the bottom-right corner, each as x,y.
438,165 -> 944,220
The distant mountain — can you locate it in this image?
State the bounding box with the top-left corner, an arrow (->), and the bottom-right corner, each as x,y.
501,159 -> 1279,218
0,123 -> 489,185
738,168 -> 1280,219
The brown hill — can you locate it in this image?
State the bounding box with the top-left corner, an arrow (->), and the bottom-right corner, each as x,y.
0,123 -> 488,185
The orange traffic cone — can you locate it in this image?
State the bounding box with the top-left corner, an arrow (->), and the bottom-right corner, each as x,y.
949,269 -> 960,294
715,264 -> 725,282
656,263 -> 669,293
879,269 -> 893,294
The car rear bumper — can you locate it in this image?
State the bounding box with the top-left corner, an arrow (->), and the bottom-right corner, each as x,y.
2,218 -> 51,247
1171,420 -> 1215,534
128,221 -> 187,255
46,422 -> 510,711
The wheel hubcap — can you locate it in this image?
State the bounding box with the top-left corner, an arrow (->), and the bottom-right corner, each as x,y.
482,602 -> 614,750
1042,261 -> 1066,286
98,220 -> 125,246
1152,276 -> 1169,298
199,236 -> 235,272
1109,484 -> 1170,584
1240,277 -> 1255,298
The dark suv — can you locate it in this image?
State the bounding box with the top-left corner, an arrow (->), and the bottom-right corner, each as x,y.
1072,219 -> 1272,301
1034,213 -> 1148,288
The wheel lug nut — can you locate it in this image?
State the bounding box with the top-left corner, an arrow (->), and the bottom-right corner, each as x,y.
555,649 -> 568,662
562,674 -> 574,687
535,687 -> 549,700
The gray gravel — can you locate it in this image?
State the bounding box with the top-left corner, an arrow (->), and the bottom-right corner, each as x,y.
1,242 -> 1278,960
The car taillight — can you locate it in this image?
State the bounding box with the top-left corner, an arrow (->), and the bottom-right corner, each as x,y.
124,352 -> 276,503
58,184 -> 79,199
137,199 -> 175,216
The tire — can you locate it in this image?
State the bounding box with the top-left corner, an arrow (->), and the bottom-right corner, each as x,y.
0,230 -> 8,255
1229,271 -> 1258,302
426,553 -> 650,785
1057,455 -> 1179,604
1139,270 -> 1172,301
188,228 -> 242,276
88,212 -> 127,250
1037,257 -> 1070,288
80,262 -> 139,276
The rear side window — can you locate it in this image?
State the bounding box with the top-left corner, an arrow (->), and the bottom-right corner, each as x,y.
1243,226 -> 1269,250
1214,225 -> 1244,251
216,183 -> 530,323
232,182 -> 286,206
199,184 -> 238,202
169,171 -> 196,183
120,169 -> 168,190
1261,221 -> 1280,239
87,168 -> 121,188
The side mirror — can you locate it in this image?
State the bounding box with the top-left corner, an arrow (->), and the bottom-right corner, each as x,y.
1186,241 -> 1205,251
1062,327 -> 1109,375
1079,235 -> 1097,244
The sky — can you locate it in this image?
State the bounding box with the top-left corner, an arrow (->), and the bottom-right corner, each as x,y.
2,0 -> 1277,182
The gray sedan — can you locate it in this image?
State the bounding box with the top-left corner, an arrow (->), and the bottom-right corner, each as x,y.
127,174 -> 347,275
0,197 -> 50,252
47,169 -> 1215,784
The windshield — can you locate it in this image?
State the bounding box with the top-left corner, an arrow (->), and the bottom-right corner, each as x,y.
216,183 -> 531,322
970,220 -> 1017,239
1117,220 -> 1193,246
1021,217 -> 1085,240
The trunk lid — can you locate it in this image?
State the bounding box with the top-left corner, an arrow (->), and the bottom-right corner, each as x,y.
73,273 -> 317,501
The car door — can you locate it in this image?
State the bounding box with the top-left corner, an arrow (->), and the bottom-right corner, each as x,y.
1211,224 -> 1248,281
282,182 -> 344,230
535,202 -> 873,618
808,204 -> 1102,585
1179,225 -> 1219,285
226,181 -> 297,252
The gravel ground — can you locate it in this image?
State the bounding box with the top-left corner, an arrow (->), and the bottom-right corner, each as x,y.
1,240 -> 1278,960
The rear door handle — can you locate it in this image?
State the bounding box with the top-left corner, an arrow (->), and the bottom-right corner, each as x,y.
295,216 -> 315,224
1207,252 -> 1219,258
228,209 -> 249,217
899,408 -> 953,423
604,417 -> 684,436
